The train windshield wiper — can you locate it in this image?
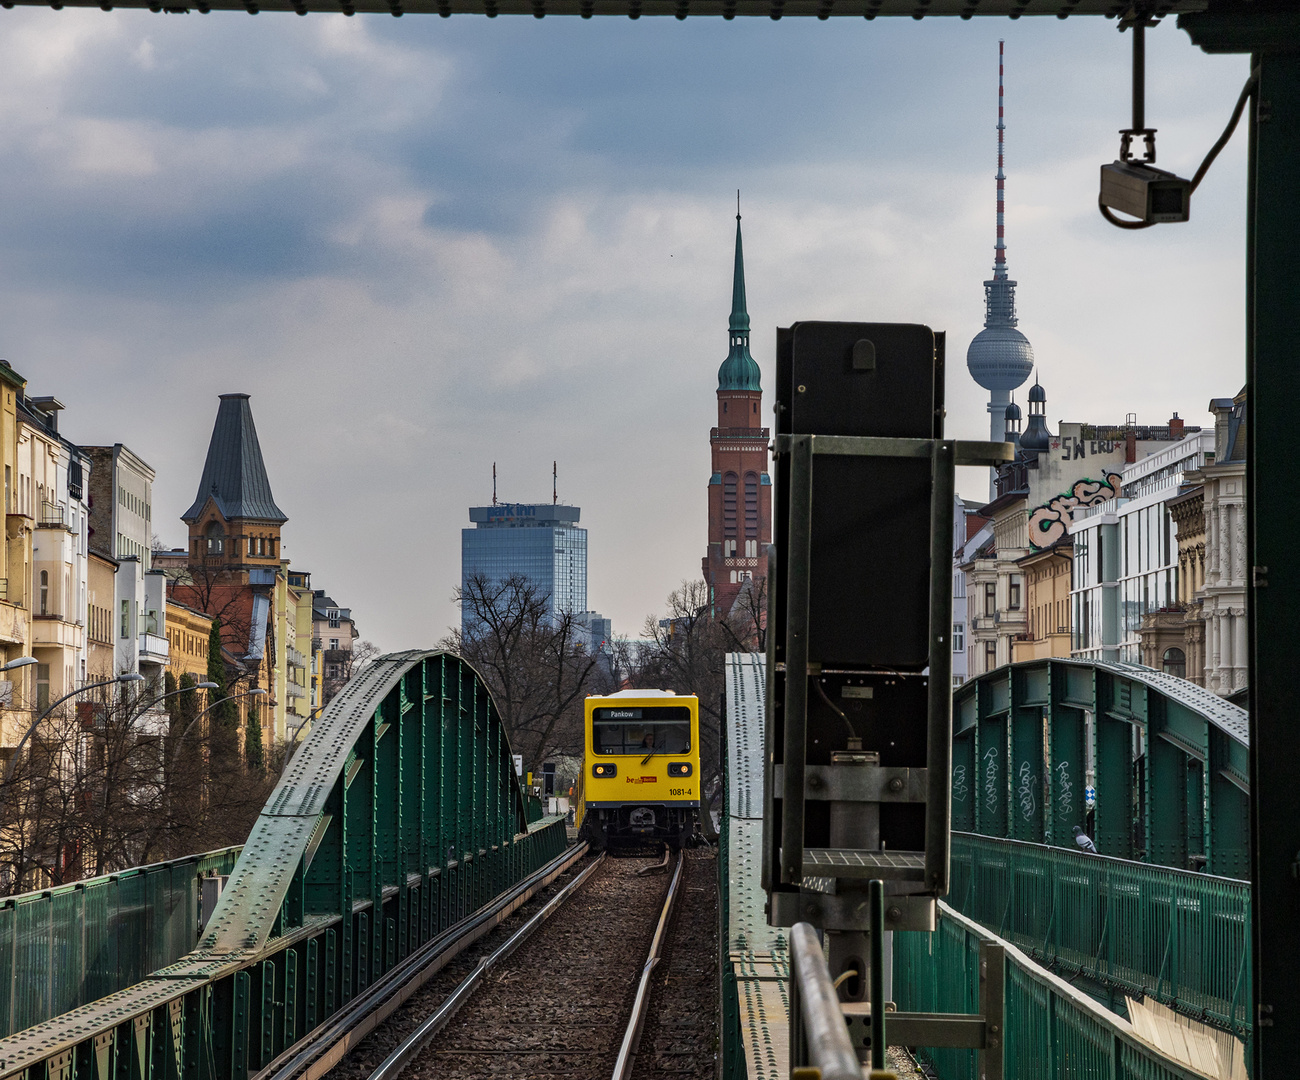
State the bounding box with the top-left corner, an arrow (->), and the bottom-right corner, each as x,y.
640,749 -> 658,765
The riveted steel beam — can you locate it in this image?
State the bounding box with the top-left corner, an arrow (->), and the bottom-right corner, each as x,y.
0,652 -> 570,1080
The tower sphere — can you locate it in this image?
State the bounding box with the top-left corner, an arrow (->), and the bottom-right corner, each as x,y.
967,324 -> 1035,393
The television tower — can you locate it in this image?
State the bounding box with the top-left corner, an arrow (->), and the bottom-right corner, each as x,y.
966,40 -> 1035,500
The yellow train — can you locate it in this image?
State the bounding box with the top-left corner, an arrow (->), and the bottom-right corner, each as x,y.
579,689 -> 701,851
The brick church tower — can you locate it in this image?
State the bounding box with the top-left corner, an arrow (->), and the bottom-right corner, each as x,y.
702,209 -> 771,618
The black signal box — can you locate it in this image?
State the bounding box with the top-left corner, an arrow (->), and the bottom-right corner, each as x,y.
772,322 -> 942,671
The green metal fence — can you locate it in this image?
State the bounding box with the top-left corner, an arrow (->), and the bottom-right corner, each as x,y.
0,845 -> 242,1038
0,651 -> 569,1080
947,832 -> 1251,1043
894,901 -> 1207,1080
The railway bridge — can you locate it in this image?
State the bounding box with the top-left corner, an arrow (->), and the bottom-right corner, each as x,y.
0,647 -> 1255,1080
0,0 -> 1286,1077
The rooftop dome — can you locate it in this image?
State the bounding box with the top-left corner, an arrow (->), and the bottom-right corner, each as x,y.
1004,400 -> 1022,421
1028,380 -> 1046,403
966,324 -> 1035,393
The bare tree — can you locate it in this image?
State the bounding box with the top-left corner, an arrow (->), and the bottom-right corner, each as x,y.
444,574 -> 600,772
0,683 -> 276,894
638,578 -> 767,784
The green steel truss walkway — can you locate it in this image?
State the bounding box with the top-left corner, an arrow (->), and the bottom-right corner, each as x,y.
0,650 -> 568,1080
953,659 -> 1249,878
722,653 -> 1250,1080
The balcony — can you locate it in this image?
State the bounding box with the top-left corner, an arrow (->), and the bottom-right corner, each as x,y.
287,647 -> 307,668
33,618 -> 82,648
138,633 -> 170,664
286,682 -> 307,700
37,502 -> 66,529
0,603 -> 28,646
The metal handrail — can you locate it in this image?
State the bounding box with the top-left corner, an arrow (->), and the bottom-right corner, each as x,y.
789,922 -> 863,1080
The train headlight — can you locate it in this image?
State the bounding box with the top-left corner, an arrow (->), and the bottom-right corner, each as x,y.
592,763 -> 617,778
668,762 -> 692,777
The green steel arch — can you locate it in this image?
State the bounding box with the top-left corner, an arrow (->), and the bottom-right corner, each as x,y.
0,649 -> 569,1080
952,658 -> 1249,878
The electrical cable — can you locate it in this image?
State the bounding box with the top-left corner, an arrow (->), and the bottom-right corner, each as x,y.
813,678 -> 858,741
1189,66 -> 1259,193
1099,65 -> 1259,230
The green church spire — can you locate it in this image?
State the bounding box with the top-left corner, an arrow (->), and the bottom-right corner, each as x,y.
717,197 -> 762,392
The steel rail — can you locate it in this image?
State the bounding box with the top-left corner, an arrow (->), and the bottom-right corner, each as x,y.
366,851 -> 609,1080
611,849 -> 686,1080
258,840 -> 590,1080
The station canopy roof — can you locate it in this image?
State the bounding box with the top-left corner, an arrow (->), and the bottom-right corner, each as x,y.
2,0 -> 1259,20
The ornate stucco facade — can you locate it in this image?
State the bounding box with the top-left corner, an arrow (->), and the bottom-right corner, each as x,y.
1166,391 -> 1247,697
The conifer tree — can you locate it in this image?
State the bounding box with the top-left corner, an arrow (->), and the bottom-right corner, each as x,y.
244,705 -> 264,774
206,617 -> 239,766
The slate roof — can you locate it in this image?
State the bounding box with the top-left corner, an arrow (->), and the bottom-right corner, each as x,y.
182,394 -> 287,524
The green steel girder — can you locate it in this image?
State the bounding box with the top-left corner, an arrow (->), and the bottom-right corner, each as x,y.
953,659 -> 1249,876
0,650 -> 572,1080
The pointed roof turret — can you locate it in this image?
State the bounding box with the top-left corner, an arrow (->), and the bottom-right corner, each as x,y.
717,199 -> 761,393
181,394 -> 287,524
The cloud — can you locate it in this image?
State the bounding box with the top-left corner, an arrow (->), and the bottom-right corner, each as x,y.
0,7 -> 1253,646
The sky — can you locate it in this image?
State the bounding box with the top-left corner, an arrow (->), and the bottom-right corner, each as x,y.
0,9 -> 1251,648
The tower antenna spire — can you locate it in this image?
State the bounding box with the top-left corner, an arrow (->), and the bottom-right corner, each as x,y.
553,461 -> 557,505
737,189 -> 741,220
995,38 -> 1007,279
492,462 -> 497,506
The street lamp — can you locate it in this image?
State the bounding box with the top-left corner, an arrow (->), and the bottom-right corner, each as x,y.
168,688 -> 269,769
281,704 -> 326,776
0,671 -> 146,798
130,679 -> 220,720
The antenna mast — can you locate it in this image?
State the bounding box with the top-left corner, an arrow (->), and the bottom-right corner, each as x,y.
553,461 -> 558,505
995,39 -> 1007,279
492,463 -> 497,506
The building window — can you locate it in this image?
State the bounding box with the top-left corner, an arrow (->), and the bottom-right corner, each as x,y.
953,623 -> 964,653
723,473 -> 738,538
1008,575 -> 1022,610
121,600 -> 129,639
329,638 -> 340,651
247,537 -> 255,556
36,663 -> 50,712
1162,647 -> 1187,679
984,641 -> 997,671
744,472 -> 759,537
39,570 -> 48,616
983,582 -> 996,617
206,522 -> 225,555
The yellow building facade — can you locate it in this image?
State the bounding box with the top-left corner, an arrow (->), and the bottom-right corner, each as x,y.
0,364 -> 34,747
165,600 -> 214,685
1012,542 -> 1074,662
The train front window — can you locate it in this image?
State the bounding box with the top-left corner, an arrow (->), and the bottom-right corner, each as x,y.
592,706 -> 691,755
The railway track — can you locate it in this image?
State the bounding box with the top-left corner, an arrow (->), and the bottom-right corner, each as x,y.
256,841 -> 592,1080
305,846 -> 714,1080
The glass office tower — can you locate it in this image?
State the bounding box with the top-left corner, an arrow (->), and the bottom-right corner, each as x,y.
461,503 -> 587,631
